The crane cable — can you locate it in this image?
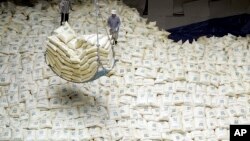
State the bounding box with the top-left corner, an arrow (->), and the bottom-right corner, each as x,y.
94,0 -> 104,71
94,0 -> 115,71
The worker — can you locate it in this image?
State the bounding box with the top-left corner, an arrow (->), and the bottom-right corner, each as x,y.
108,9 -> 121,45
59,0 -> 73,26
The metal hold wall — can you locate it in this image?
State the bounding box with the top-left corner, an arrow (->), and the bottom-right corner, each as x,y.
146,0 -> 250,29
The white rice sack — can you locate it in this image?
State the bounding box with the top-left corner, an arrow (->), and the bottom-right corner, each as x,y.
210,74 -> 220,87
173,92 -> 184,105
229,117 -> 240,127
51,129 -> 68,141
119,95 -> 132,105
169,114 -> 183,132
196,83 -> 207,94
186,83 -> 196,94
49,76 -> 62,85
47,85 -> 60,98
108,92 -> 119,106
57,23 -> 76,43
181,106 -> 194,118
192,94 -> 205,106
182,93 -> 193,105
24,129 -> 36,141
194,117 -> 206,130
0,74 -> 10,86
185,63 -> 199,72
28,120 -> 40,129
237,96 -> 249,106
52,118 -> 65,129
135,67 -> 149,78
65,107 -> 79,119
158,105 -> 171,121
33,68 -> 44,81
123,86 -> 137,97
238,116 -> 250,124
145,130 -> 162,140
174,81 -> 187,92
206,85 -> 218,96
146,91 -> 158,106
227,107 -> 237,117
165,82 -> 176,93
37,98 -> 50,109
215,128 -> 229,140
182,117 -> 194,132
7,93 -> 19,106
206,117 -> 218,130
0,107 -> 8,117
0,64 -> 8,74
228,96 -> 238,107
108,106 -> 121,120
186,71 -> 200,83
110,127 -> 123,140
143,78 -> 155,85
193,107 -> 205,118
160,92 -> 174,106
89,127 -> 103,138
74,117 -> 86,129
8,105 -> 21,118
121,52 -> 132,63
64,119 -> 76,130
205,108 -> 216,118
190,130 -> 203,140
36,129 -> 50,141
136,91 -> 148,107
155,73 -> 168,84
200,72 -> 211,85
174,69 -> 186,81
26,98 -> 37,111
118,119 -> 130,128
11,128 -> 23,141
137,107 -> 152,116
170,132 -> 185,141
67,37 -> 85,49
217,117 -> 230,129
123,73 -> 134,86
243,74 -> 250,82
36,88 -> 48,100
232,82 -> 246,95
235,105 -> 247,117
216,96 -> 229,108
39,117 -> 52,129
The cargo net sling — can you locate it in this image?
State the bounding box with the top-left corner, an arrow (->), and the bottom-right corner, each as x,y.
45,22 -> 115,83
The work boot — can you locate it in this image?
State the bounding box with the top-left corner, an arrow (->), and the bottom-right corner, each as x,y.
115,41 -> 117,44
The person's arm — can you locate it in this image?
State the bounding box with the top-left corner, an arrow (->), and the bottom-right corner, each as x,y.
69,1 -> 73,11
116,17 -> 121,31
59,2 -> 62,12
107,17 -> 111,28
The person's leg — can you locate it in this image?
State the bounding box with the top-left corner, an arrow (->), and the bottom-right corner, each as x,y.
111,32 -> 115,45
65,13 -> 69,22
60,13 -> 64,25
110,29 -> 115,45
114,31 -> 118,44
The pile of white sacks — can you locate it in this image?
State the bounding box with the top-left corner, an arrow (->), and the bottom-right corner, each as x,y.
46,22 -> 114,82
0,0 -> 250,140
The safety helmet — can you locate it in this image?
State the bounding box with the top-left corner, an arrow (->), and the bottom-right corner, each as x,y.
111,9 -> 116,14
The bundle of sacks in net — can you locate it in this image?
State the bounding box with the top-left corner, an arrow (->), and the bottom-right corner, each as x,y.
45,22 -> 114,82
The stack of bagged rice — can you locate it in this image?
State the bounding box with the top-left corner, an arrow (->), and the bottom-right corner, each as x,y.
46,22 -> 114,82
1,0 -> 250,140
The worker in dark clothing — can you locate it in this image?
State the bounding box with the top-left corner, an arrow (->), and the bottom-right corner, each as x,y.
108,9 -> 121,45
59,0 -> 73,25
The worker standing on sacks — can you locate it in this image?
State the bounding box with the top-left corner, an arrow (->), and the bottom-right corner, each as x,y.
59,0 -> 73,25
108,9 -> 121,45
